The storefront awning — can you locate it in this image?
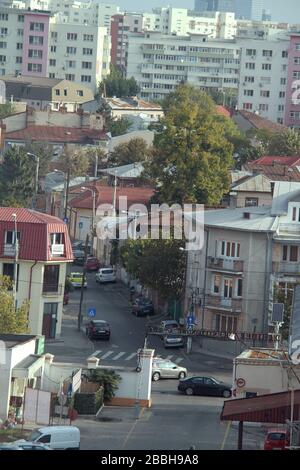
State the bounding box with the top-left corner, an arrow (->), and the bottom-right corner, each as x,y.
12,355 -> 44,380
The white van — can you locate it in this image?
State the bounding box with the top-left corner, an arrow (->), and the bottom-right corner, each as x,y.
15,426 -> 80,450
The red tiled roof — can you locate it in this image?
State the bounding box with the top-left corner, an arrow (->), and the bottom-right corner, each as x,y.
69,186 -> 155,210
216,105 -> 231,118
252,166 -> 300,182
5,125 -> 108,144
249,155 -> 300,167
237,110 -> 286,133
0,207 -> 73,262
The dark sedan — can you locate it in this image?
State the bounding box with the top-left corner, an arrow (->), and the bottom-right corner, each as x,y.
85,320 -> 110,340
132,298 -> 155,317
178,376 -> 232,398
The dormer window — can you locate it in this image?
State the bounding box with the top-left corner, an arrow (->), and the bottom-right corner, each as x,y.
292,206 -> 300,222
50,233 -> 64,256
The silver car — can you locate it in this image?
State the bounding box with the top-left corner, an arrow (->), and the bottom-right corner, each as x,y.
152,359 -> 187,381
164,334 -> 184,348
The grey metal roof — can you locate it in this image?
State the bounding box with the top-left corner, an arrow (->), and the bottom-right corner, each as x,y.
13,354 -> 42,370
100,162 -> 144,178
0,334 -> 37,348
1,75 -> 62,88
271,181 -> 300,216
231,174 -> 271,192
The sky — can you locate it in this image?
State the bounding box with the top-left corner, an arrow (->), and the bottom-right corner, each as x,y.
114,0 -> 300,23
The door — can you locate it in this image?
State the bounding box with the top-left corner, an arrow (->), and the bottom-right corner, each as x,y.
193,378 -> 204,395
42,303 -> 58,339
202,377 -> 218,396
42,313 -> 52,339
223,278 -> 233,307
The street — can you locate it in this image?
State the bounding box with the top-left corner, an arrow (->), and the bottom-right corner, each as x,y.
45,269 -> 265,450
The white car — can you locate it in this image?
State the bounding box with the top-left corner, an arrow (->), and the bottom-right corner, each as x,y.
152,358 -> 187,381
95,268 -> 116,284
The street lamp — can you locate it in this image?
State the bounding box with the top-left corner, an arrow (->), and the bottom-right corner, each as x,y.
12,213 -> 19,309
81,186 -> 96,246
26,152 -> 40,209
54,169 -> 67,220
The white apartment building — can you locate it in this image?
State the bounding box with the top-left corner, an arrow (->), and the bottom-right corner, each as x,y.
126,32 -> 240,101
237,36 -> 290,124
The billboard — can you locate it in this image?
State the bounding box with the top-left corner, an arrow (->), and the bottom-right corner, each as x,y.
288,285 -> 300,365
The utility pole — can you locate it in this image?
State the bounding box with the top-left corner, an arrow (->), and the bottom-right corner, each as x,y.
64,169 -> 70,220
112,173 -> 117,217
78,234 -> 89,331
12,213 -> 19,309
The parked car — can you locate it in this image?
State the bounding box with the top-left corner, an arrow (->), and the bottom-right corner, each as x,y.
15,426 -> 80,450
85,320 -> 110,340
152,359 -> 187,381
0,444 -> 23,450
161,320 -> 180,333
178,376 -> 232,398
63,292 -> 69,305
72,250 -> 85,265
95,267 -> 116,284
164,333 -> 184,348
67,272 -> 87,288
84,257 -> 100,271
72,241 -> 91,254
264,428 -> 290,450
132,298 -> 154,317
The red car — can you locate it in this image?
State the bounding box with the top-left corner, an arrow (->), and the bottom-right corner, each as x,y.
84,257 -> 100,271
264,428 -> 290,450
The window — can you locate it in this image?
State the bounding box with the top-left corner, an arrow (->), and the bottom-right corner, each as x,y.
260,90 -> 270,97
76,89 -> 83,96
0,42 -> 6,48
43,265 -> 60,293
292,207 -> 297,221
37,435 -> 51,444
5,230 -> 20,245
17,29 -> 23,36
0,14 -> 8,21
49,73 -> 55,78
3,263 -> 19,290
243,102 -> 253,110
259,104 -> 269,111
282,245 -> 298,262
30,22 -> 44,32
294,58 -> 300,65
246,49 -> 256,56
213,274 -> 221,294
16,57 -> 22,64
82,61 -> 92,69
244,89 -> 254,96
65,74 -> 75,81
50,45 -> 56,52
278,105 -> 284,112
223,279 -> 233,299
282,51 -> 288,58
67,60 -> 75,68
221,241 -> 240,259
296,44 -> 300,51
83,48 -> 93,55
83,34 -> 93,41
18,15 -> 24,22
16,43 -> 22,50
28,63 -> 42,73
216,314 -> 237,333
245,197 -> 258,207
66,46 -> 76,54
262,50 -> 272,57
51,32 -> 58,39
55,89 -> 60,95
245,62 -> 255,70
236,278 -> 243,297
279,91 -> 285,98
81,75 -> 91,82
262,63 -> 271,70
49,59 -> 56,66
28,49 -> 42,59
67,33 -> 77,40
277,118 -> 283,124
293,71 -> 300,79
244,76 -> 254,83
29,36 -> 43,45
64,89 -> 67,96
281,78 -> 286,85
0,28 -> 7,35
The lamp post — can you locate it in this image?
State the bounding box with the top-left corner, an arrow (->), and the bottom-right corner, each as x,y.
54,169 -> 67,220
26,152 -> 40,209
12,213 -> 19,308
81,186 -> 96,248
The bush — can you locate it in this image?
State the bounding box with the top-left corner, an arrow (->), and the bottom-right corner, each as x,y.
88,369 -> 121,402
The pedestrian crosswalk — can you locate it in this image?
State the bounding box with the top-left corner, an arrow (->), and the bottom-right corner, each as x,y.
90,349 -> 184,364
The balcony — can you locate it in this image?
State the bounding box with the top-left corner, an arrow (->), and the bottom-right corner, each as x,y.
51,244 -> 64,256
3,243 -> 16,257
42,283 -> 63,296
272,261 -> 300,275
205,295 -> 242,313
207,257 -> 244,273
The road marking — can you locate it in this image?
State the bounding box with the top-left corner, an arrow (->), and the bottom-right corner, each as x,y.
125,352 -> 137,361
166,355 -> 174,360
100,350 -> 115,359
93,350 -> 102,357
174,357 -> 184,364
112,352 -> 126,360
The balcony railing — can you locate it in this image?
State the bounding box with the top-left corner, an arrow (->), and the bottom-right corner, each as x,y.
205,295 -> 242,313
42,283 -> 63,296
272,261 -> 300,275
207,257 -> 244,272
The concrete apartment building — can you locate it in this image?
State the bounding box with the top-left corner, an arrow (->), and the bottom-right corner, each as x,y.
185,182 -> 300,339
0,208 -> 73,339
284,33 -> 300,128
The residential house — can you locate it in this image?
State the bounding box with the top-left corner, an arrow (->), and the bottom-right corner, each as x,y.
232,110 -> 287,134
245,155 -> 300,182
0,208 -> 73,338
229,173 -> 272,208
108,130 -> 154,153
185,182 -> 300,350
103,97 -> 163,122
100,162 -> 145,188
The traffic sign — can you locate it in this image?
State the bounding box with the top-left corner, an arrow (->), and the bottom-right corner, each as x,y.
187,315 -> 195,327
88,307 -> 96,318
236,378 -> 246,388
63,217 -> 69,224
79,222 -> 83,229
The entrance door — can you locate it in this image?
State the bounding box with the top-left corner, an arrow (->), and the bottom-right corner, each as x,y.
42,303 -> 58,339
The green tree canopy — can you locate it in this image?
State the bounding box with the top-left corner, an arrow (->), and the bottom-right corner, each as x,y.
108,116 -> 131,137
109,138 -> 151,166
99,66 -> 140,98
0,276 -> 29,334
0,103 -> 15,119
143,84 -> 235,205
23,142 -> 52,179
120,238 -> 186,301
267,128 -> 300,156
57,144 -> 91,177
88,369 -> 121,401
0,146 -> 36,206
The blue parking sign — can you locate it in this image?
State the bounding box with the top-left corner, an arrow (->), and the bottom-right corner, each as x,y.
187,315 -> 195,326
88,308 -> 96,318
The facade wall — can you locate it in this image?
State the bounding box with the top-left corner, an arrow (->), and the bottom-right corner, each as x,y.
230,191 -> 272,208
285,35 -> 300,128
21,12 -> 50,77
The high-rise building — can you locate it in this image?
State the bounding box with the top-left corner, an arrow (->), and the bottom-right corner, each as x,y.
194,0 -> 235,12
235,0 -> 264,21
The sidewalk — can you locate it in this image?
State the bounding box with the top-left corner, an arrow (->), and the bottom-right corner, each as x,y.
191,340 -> 235,361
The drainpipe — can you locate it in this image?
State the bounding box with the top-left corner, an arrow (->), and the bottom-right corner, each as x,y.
263,232 -> 273,341
201,229 -> 209,330
28,260 -> 38,300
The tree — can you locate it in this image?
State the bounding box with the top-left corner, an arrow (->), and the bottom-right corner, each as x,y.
84,146 -> 107,175
0,103 -> 15,119
99,66 -> 140,98
0,276 -> 29,334
109,138 -> 151,166
0,146 -> 36,206
88,369 -> 121,402
120,238 -> 186,301
143,84 -> 235,205
274,285 -> 294,341
108,116 -> 131,137
23,142 -> 52,179
267,129 -> 300,156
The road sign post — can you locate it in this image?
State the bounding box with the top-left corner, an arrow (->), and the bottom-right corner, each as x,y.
88,308 -> 96,318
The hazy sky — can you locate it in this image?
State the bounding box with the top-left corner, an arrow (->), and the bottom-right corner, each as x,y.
115,0 -> 300,23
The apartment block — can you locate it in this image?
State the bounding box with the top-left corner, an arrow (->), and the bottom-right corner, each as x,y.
284,34 -> 300,128
111,13 -> 143,73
